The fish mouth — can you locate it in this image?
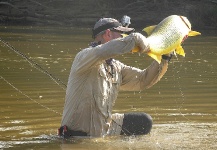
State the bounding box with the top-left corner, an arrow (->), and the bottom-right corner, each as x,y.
179,16 -> 191,29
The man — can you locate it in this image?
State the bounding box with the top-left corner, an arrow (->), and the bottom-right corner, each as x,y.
59,17 -> 172,138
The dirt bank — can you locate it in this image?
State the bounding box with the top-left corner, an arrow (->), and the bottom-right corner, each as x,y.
0,0 -> 216,29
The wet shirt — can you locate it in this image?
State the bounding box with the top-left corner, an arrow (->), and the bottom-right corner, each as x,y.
61,33 -> 168,136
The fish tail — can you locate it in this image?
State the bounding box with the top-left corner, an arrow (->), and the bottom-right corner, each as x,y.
121,34 -> 142,53
121,34 -> 141,53
147,52 -> 162,64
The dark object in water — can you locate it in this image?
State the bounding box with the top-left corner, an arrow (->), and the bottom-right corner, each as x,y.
58,125 -> 87,138
121,112 -> 153,136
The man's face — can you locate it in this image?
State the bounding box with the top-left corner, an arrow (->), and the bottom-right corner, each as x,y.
110,30 -> 122,39
100,29 -> 123,44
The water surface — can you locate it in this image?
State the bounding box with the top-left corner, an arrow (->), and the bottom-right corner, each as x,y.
0,26 -> 216,149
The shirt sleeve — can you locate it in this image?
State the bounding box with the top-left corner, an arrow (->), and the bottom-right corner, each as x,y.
72,33 -> 147,74
120,60 -> 168,91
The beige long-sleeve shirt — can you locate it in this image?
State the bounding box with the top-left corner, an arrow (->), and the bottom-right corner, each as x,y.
61,33 -> 168,136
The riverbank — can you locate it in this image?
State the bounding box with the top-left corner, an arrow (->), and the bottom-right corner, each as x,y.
0,0 -> 217,29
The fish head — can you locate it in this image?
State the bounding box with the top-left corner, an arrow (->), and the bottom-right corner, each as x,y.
180,16 -> 201,38
180,16 -> 192,30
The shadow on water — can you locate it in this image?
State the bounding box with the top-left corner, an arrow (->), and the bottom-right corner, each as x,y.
0,26 -> 217,149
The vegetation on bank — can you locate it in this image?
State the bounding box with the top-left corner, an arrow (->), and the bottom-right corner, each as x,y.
0,0 -> 216,29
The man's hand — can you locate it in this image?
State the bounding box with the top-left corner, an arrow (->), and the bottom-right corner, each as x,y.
132,33 -> 150,53
162,52 -> 174,62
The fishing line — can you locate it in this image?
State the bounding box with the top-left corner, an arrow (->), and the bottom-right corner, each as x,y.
171,60 -> 190,121
0,38 -> 67,90
0,75 -> 62,116
0,37 -> 126,133
111,119 -> 132,136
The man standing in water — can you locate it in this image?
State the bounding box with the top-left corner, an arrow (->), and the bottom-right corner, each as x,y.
59,17 -> 172,138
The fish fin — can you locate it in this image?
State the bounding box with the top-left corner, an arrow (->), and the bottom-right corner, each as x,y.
142,25 -> 156,36
131,46 -> 140,53
188,30 -> 201,36
175,45 -> 185,57
147,52 -> 162,64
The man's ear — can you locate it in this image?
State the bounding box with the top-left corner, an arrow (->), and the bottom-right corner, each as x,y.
103,29 -> 111,41
104,29 -> 111,37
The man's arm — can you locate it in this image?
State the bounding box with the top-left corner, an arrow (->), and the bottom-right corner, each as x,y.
72,33 -> 149,74
120,59 -> 168,91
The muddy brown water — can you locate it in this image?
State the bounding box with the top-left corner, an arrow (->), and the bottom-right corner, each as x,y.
0,26 -> 216,149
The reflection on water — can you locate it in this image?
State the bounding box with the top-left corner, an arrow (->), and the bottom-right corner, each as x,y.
0,26 -> 217,149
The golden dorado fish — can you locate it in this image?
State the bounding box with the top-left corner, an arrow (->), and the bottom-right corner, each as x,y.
133,15 -> 201,63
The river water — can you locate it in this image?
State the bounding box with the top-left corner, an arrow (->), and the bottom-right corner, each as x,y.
0,26 -> 216,150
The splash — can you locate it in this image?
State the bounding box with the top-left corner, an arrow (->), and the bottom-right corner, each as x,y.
166,59 -> 190,121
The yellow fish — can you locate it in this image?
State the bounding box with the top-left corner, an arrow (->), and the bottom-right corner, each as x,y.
133,15 -> 201,63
